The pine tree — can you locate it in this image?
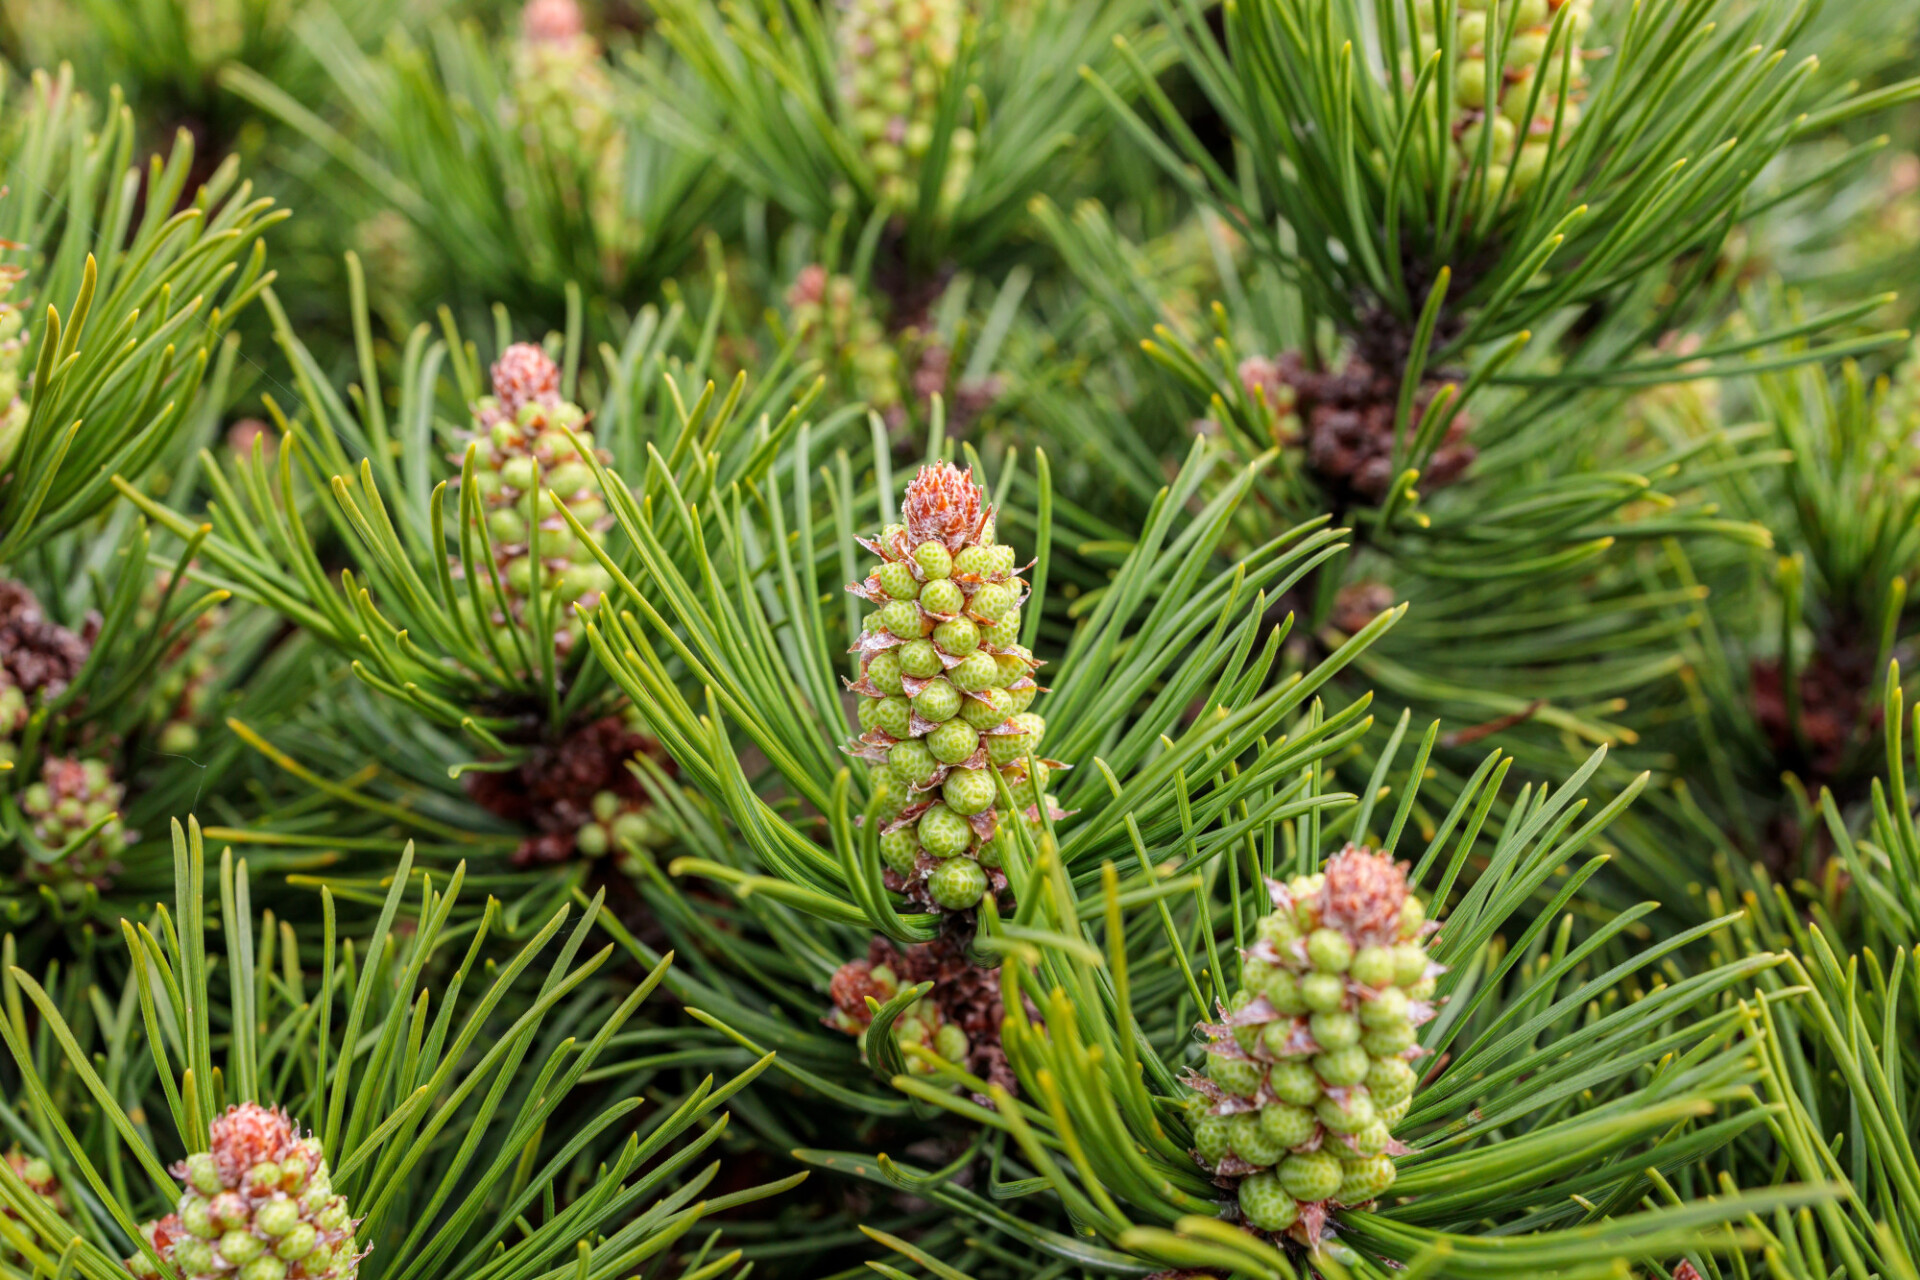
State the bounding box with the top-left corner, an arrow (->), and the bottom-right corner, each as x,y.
3,1 -> 1920,1278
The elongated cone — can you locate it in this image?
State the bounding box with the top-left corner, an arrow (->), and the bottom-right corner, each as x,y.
127,1104 -> 362,1280
837,0 -> 974,212
455,343 -> 614,656
510,0 -> 632,275
0,253 -> 26,472
1184,845 -> 1440,1244
845,462 -> 1064,912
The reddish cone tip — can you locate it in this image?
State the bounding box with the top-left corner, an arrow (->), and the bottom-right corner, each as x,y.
490,342 -> 562,418
901,461 -> 985,551
207,1102 -> 300,1186
522,0 -> 585,44
1319,843 -> 1410,949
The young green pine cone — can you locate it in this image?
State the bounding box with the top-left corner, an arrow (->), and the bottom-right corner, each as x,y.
844,462 -> 1066,913
16,756 -> 131,903
837,0 -> 975,213
1416,0 -> 1595,206
511,0 -> 632,272
787,265 -> 906,425
0,260 -> 28,473
457,342 -> 614,655
827,948 -> 971,1075
1,1145 -> 64,1246
126,1103 -> 362,1280
1184,845 -> 1438,1245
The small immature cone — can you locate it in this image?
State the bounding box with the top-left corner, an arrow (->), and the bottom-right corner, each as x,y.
509,0 -> 631,276
16,756 -> 130,902
1238,352 -> 1474,504
837,0 -> 974,213
0,256 -> 28,472
844,462 -> 1063,912
127,1103 -> 362,1280
788,265 -> 904,422
1417,0 -> 1596,209
1184,846 -> 1439,1243
826,942 -> 972,1078
455,343 -> 614,656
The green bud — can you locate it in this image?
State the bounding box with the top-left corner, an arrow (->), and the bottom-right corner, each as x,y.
1367,1055 -> 1417,1105
867,650 -> 906,695
920,579 -> 965,615
933,1021 -> 969,1062
1314,1045 -> 1371,1088
1238,1170 -> 1301,1231
1192,1111 -> 1234,1165
1361,1023 -> 1418,1056
890,739 -> 939,787
979,610 -> 1020,647
1316,1090 -> 1375,1134
1229,1110 -> 1287,1166
1360,986 -> 1411,1027
1277,1150 -> 1342,1203
926,856 -> 987,909
1207,1052 -> 1265,1097
1268,1061 -> 1322,1107
968,581 -> 1015,622
880,599 -> 924,638
241,1258 -> 288,1280
1308,928 -> 1353,973
186,1152 -> 222,1195
1392,943 -> 1430,987
948,650 -> 1000,692
1258,1101 -> 1317,1149
219,1230 -> 265,1264
942,767 -> 996,816
254,1200 -> 301,1238
959,688 -> 1011,728
912,679 -> 961,723
1335,1153 -> 1397,1204
1309,1011 -> 1360,1050
952,545 -> 994,578
916,803 -> 975,858
899,640 -> 944,679
932,616 -> 979,655
914,541 -> 953,579
927,719 -> 980,765
876,561 -> 919,600
1263,969 -> 1309,1015
880,826 -> 921,873
1351,945 -> 1397,989
1300,971 -> 1346,1013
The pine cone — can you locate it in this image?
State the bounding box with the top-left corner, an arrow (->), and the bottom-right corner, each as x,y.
1239,351 -> 1474,505
788,265 -> 905,421
0,578 -> 92,705
1184,845 -> 1439,1243
1420,0 -> 1597,209
16,756 -> 130,901
844,463 -> 1063,913
455,343 -> 615,655
463,712 -> 675,867
837,0 -> 974,213
127,1103 -> 362,1280
826,933 -> 1017,1094
0,258 -> 28,472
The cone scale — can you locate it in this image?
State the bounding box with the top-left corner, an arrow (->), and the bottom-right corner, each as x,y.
1185,846 -> 1440,1245
844,462 -> 1063,912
